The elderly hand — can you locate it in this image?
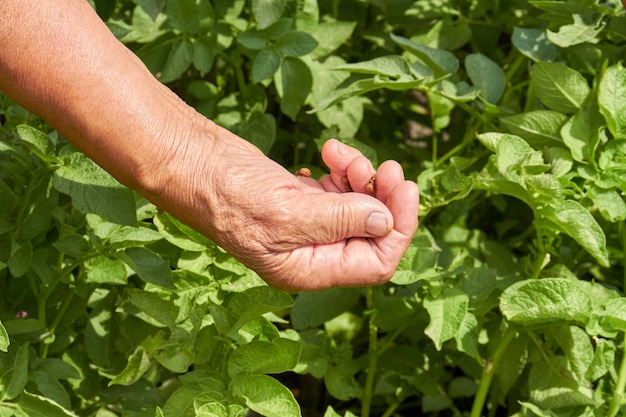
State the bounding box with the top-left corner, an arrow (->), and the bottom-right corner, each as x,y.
152,122 -> 419,291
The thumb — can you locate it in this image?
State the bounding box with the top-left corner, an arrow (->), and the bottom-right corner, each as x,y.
297,191 -> 394,244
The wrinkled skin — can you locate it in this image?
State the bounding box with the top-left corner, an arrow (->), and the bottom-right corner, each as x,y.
0,0 -> 419,291
156,121 -> 419,290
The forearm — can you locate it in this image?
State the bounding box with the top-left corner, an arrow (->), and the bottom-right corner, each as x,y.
0,0 -> 214,195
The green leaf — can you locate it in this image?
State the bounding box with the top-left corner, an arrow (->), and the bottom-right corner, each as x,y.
52,234 -> 91,257
1,343 -> 29,401
8,239 -> 32,278
162,378 -> 226,417
29,371 -> 71,410
274,31 -> 317,57
500,110 -> 567,148
306,21 -> 355,59
423,288 -> 469,350
500,278 -> 592,325
332,55 -> 413,78
252,0 -> 286,30
540,200 -> 610,267
291,288 -> 360,330
277,57 -> 312,120
512,27 -> 556,62
110,347 -> 152,386
224,286 -> 293,337
598,63 -> 626,139
165,0 -> 200,33
531,62 -> 590,114
585,338 -> 614,381
391,33 -> 459,77
159,38 -> 194,83
561,103 -> 604,162
0,321 -> 8,352
85,255 -> 128,285
465,53 -> 505,104
230,375 -> 300,417
600,297 -> 626,332
546,14 -> 605,48
16,392 -> 78,417
227,338 -> 302,378
120,247 -> 174,289
234,111 -> 276,154
587,184 -> 626,222
122,289 -> 179,327
252,48 -> 281,83
53,153 -> 136,225
16,125 -> 57,162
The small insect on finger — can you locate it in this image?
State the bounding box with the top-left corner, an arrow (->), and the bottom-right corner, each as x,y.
295,167 -> 312,177
366,175 -> 376,194
341,176 -> 353,192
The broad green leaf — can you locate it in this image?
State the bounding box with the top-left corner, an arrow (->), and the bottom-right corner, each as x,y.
500,278 -> 592,325
598,63 -> 626,138
192,37 -> 214,75
52,234 -> 91,257
546,14 -> 605,48
465,53 -> 505,104
16,392 -> 78,417
85,255 -> 128,285
234,111 -> 276,154
122,289 -> 179,327
585,338 -> 614,381
230,375 -> 300,417
561,103 -> 604,162
8,239 -> 32,278
500,110 -> 567,148
16,125 -> 56,162
587,184 -> 626,222
423,288 -> 469,350
0,180 -> 16,221
492,334 -> 528,404
53,153 -> 136,225
153,211 -> 213,251
277,57 -> 312,120
274,31 -> 317,57
554,325 -> 593,383
225,286 -> 293,337
291,288 -> 360,329
598,139 -> 626,171
1,343 -> 29,401
106,225 -> 164,247
165,0 -> 200,33
306,20 -> 355,59
227,338 -> 302,378
110,347 -> 152,386
528,356 -> 597,409
531,62 -> 590,114
162,378 -> 226,417
238,29 -> 267,50
120,247 -> 175,289
512,27 -> 556,62
540,200 -> 609,267
252,48 -> 281,83
333,55 -> 413,78
252,0 -> 286,30
29,371 -> 71,410
160,38 -> 194,83
0,321 -> 8,352
142,330 -> 194,373
600,297 -> 626,332
391,33 -> 459,77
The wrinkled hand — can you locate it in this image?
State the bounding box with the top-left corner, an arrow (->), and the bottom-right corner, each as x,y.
158,124 -> 419,291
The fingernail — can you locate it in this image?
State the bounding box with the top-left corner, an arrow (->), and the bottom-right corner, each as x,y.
336,140 -> 349,155
366,212 -> 389,236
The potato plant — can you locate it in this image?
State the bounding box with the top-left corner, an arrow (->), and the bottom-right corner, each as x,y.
2,0 -> 626,416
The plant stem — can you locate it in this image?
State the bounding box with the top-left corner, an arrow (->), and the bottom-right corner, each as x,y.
380,402 -> 400,417
608,336 -> 626,417
41,290 -> 74,359
361,287 -> 379,417
470,327 -> 517,417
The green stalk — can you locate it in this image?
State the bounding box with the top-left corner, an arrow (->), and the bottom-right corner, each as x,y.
361,287 -> 379,417
470,327 -> 517,417
40,290 -> 74,359
608,338 -> 626,417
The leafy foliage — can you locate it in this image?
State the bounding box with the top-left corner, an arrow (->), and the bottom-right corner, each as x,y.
3,0 -> 626,416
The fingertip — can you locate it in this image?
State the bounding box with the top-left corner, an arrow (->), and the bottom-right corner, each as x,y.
387,180 -> 420,236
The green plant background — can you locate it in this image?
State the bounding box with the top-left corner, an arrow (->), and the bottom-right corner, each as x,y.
2,0 -> 626,416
